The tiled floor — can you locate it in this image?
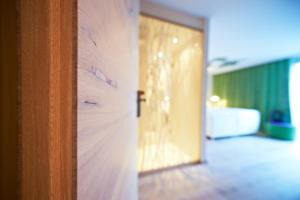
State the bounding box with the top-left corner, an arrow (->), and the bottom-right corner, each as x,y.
139,135 -> 300,200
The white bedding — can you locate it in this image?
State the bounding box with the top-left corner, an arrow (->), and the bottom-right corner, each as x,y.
206,108 -> 261,139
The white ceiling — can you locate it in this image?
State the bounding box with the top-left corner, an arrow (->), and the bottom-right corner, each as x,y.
144,0 -> 300,73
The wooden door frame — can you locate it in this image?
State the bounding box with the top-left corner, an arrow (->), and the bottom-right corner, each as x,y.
19,0 -> 77,199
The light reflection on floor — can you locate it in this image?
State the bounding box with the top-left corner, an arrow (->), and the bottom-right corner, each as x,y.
138,141 -> 192,172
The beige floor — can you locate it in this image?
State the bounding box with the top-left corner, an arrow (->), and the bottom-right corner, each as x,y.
139,135 -> 300,200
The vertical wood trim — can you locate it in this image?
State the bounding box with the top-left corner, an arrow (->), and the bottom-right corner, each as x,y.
0,0 -> 19,199
20,0 -> 51,198
60,0 -> 78,199
20,0 -> 77,199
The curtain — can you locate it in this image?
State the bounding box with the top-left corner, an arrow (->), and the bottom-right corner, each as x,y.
213,59 -> 291,131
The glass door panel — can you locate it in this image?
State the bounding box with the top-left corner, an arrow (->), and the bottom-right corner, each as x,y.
138,15 -> 204,172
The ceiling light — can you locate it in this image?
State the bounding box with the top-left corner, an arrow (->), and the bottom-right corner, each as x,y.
164,96 -> 170,101
158,51 -> 164,58
172,37 -> 179,44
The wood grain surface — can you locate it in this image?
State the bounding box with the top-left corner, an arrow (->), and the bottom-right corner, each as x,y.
0,0 -> 18,199
78,0 -> 139,199
20,0 -> 77,199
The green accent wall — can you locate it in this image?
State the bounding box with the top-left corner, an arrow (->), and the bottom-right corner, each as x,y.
213,59 -> 291,131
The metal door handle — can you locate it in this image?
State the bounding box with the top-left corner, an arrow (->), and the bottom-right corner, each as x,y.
137,90 -> 146,118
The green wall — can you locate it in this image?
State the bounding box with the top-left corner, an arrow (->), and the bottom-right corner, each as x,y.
213,59 -> 291,131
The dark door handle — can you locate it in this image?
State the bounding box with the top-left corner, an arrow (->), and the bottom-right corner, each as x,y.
137,90 -> 146,118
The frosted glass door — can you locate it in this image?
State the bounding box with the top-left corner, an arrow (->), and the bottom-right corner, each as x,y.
138,15 -> 204,172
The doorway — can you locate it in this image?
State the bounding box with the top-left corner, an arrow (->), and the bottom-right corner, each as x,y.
290,61 -> 300,133
138,15 -> 204,173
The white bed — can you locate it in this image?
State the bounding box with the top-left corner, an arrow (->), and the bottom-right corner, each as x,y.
206,108 -> 261,139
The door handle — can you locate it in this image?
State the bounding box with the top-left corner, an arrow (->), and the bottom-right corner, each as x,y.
137,90 -> 146,118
